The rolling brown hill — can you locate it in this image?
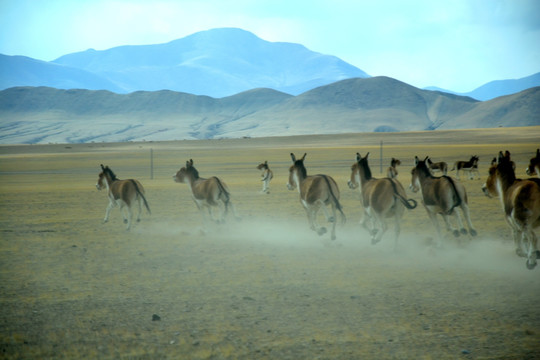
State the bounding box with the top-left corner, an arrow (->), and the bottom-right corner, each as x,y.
0,77 -> 538,144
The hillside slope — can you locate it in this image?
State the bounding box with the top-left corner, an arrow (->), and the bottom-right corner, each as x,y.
1,77 -> 538,144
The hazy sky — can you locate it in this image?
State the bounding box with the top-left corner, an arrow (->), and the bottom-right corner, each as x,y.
1,0 -> 539,92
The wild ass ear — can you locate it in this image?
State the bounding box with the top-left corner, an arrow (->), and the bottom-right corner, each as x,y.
356,153 -> 361,162
301,153 -> 307,162
100,164 -> 105,170
264,160 -> 268,165
498,151 -> 505,163
414,156 -> 419,165
536,149 -> 540,156
423,156 -> 429,162
290,153 -> 296,162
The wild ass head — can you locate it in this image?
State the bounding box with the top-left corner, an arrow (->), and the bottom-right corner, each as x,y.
348,152 -> 371,190
287,153 -> 307,191
173,159 -> 200,184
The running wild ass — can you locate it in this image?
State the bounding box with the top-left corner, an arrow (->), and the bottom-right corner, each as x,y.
287,153 -> 345,240
526,149 -> 540,178
427,158 -> 448,176
451,155 -> 479,180
96,164 -> 151,230
482,151 -> 540,270
349,153 -> 417,249
173,159 -> 239,227
410,156 -> 477,246
386,158 -> 401,179
256,160 -> 273,194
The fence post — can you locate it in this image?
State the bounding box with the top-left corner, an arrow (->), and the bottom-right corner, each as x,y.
150,148 -> 154,180
380,140 -> 383,174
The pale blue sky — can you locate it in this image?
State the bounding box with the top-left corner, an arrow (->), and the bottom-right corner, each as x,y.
1,0 -> 539,92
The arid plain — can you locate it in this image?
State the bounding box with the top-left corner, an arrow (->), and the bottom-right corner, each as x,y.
1,127 -> 539,359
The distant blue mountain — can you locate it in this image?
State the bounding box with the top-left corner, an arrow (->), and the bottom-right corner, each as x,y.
47,27 -> 369,97
464,72 -> 540,101
425,72 -> 540,101
0,54 -> 122,92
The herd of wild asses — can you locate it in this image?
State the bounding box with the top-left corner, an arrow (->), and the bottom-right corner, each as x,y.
96,149 -> 540,270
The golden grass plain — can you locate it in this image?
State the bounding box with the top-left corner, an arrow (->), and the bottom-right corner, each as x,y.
1,127 -> 540,359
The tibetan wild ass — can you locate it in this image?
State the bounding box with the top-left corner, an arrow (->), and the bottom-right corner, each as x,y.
482,151 -> 540,270
410,156 -> 477,246
427,158 -> 448,176
96,164 -> 151,230
173,159 -> 239,227
451,155 -> 479,180
349,152 -> 417,249
287,153 -> 345,240
386,158 -> 401,179
256,160 -> 274,194
526,149 -> 540,178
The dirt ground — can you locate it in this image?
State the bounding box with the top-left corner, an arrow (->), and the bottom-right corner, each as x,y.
1,128 -> 539,359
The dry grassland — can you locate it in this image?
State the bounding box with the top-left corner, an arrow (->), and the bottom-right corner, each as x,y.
1,127 -> 540,359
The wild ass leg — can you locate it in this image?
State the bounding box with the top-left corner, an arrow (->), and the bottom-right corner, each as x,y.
103,199 -> 115,223
460,204 -> 477,236
425,208 -> 443,246
318,200 -> 338,240
392,213 -> 401,251
136,197 -> 142,222
306,204 -> 327,236
453,210 -> 468,235
117,201 -> 132,230
368,209 -> 387,245
524,229 -> 538,270
441,211 -> 460,237
507,217 -> 527,257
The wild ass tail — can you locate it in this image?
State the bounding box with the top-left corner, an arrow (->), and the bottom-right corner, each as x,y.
213,177 -> 231,213
388,179 -> 417,209
442,175 -> 462,214
321,175 -> 346,224
130,180 -> 151,214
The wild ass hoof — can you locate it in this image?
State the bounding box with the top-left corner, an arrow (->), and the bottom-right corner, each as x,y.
460,228 -> 468,235
470,229 -> 478,237
453,230 -> 460,237
515,249 -> 527,258
526,260 -> 537,270
123,219 -> 128,224
317,227 -> 327,236
328,216 -> 336,223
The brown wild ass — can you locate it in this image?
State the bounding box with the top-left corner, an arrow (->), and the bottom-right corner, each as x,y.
96,164 -> 151,230
173,159 -> 239,227
410,156 -> 477,246
526,148 -> 540,178
386,158 -> 401,179
451,155 -> 479,180
482,151 -> 540,270
256,160 -> 274,194
427,158 -> 448,175
287,153 -> 345,240
349,153 -> 417,249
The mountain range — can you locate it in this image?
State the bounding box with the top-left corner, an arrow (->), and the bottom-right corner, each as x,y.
1,77 -> 538,144
1,28 -> 368,98
1,27 -> 538,100
0,27 -> 539,144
